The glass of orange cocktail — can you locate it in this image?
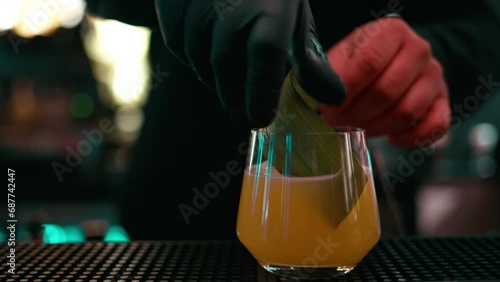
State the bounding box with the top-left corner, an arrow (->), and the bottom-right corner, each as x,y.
236,127 -> 381,279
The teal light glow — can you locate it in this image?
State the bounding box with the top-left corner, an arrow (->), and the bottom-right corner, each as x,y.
103,225 -> 130,242
367,148 -> 373,172
64,225 -> 86,243
42,224 -> 68,244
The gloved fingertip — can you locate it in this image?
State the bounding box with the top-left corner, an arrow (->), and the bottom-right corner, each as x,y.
308,31 -> 328,62
293,62 -> 347,106
290,19 -> 347,106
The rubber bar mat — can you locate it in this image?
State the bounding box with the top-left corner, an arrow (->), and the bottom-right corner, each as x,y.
0,236 -> 499,281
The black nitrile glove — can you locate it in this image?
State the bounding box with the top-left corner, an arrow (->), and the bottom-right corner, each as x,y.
154,0 -> 346,127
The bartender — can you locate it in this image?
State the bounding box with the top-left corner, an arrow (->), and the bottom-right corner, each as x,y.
85,0 -> 500,239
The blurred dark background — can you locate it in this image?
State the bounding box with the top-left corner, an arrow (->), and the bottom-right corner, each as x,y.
0,0 -> 499,244
0,0 -> 150,243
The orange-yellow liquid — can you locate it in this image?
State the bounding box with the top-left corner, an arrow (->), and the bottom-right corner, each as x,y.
236,170 -> 381,267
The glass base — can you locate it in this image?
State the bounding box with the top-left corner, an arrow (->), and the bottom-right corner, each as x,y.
260,262 -> 355,280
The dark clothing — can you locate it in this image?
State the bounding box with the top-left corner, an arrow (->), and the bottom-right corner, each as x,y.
86,0 -> 500,239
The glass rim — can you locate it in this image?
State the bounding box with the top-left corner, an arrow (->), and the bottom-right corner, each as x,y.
251,126 -> 365,135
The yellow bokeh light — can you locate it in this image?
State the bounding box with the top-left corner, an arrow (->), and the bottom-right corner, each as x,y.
0,0 -> 86,38
0,0 -> 23,32
82,15 -> 152,108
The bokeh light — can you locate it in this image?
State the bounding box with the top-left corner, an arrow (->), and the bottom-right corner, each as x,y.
0,0 -> 23,32
115,107 -> 144,133
0,0 -> 86,38
103,225 -> 130,243
42,223 -> 68,244
82,15 -> 152,109
70,92 -> 94,119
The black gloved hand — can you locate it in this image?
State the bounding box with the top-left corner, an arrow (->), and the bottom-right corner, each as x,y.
155,0 -> 346,127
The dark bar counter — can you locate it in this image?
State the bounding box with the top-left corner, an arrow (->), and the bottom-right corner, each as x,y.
1,235 -> 499,281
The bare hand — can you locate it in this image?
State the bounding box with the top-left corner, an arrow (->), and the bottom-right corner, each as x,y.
320,18 -> 450,147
